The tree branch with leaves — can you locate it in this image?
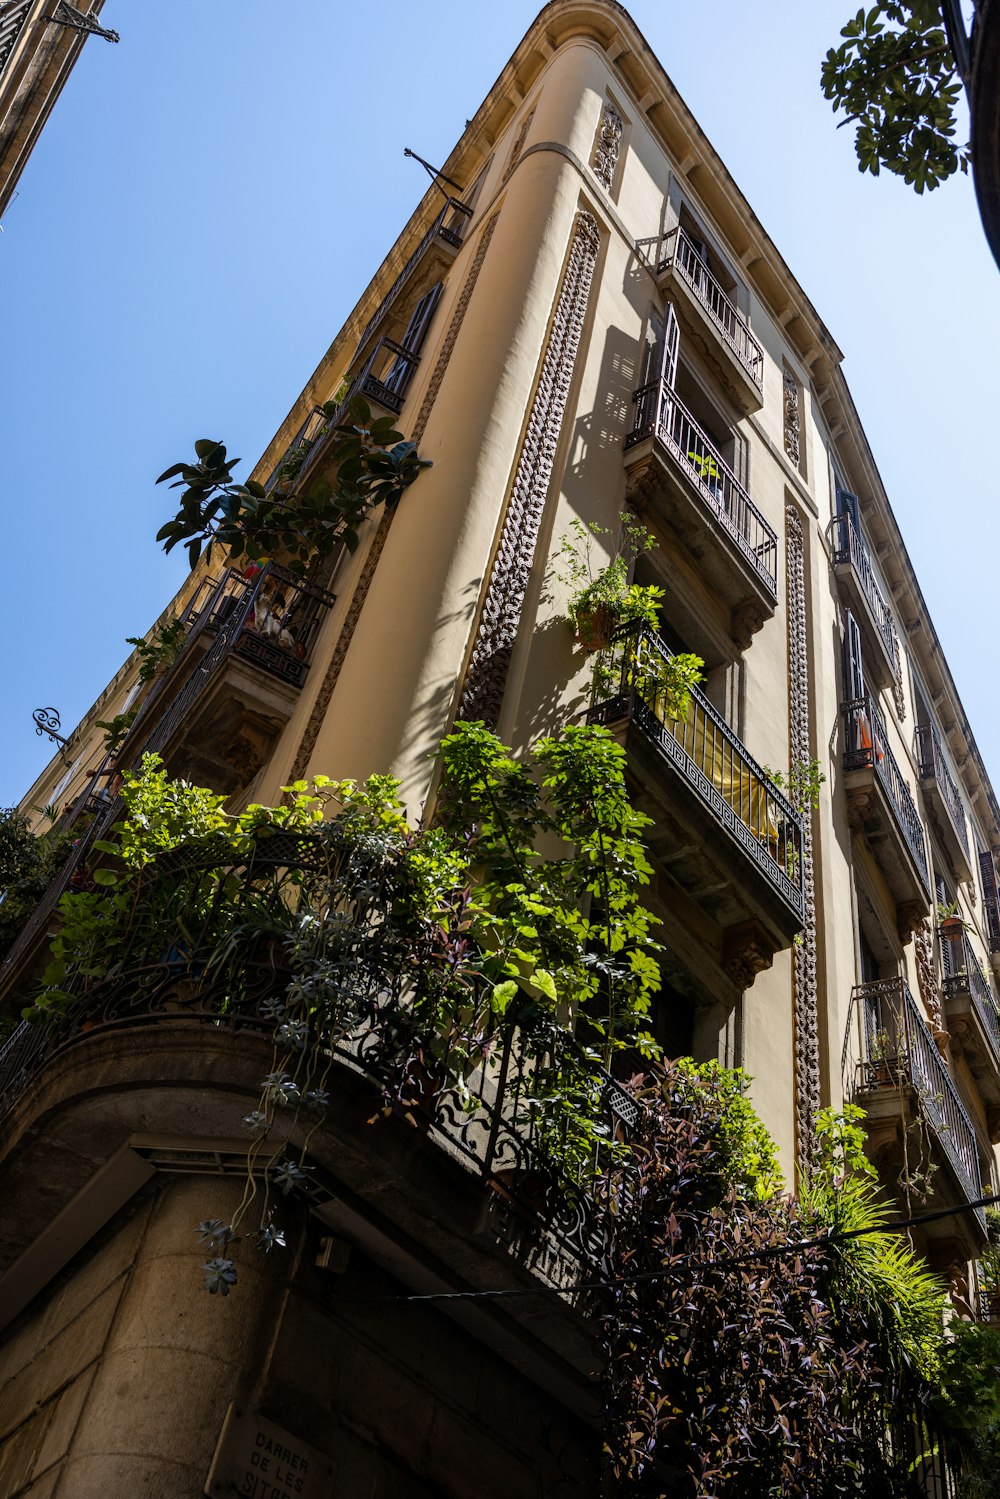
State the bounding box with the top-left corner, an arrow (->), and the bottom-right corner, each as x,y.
823,2 -> 969,193
154,396 -> 431,574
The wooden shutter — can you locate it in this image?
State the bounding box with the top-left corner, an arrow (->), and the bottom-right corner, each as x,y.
659,300 -> 680,390
384,282 -> 443,395
843,609 -> 866,703
980,849 -> 1000,953
836,487 -> 862,535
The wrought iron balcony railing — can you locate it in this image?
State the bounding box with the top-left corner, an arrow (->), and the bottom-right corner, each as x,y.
941,927 -> 1000,1057
915,723 -> 970,858
850,977 -> 985,1229
0,832 -> 629,1269
842,694 -> 930,890
184,562 -> 334,690
0,566 -> 334,1005
625,378 -> 778,596
636,227 -> 765,393
588,624 -> 804,917
828,513 -> 899,670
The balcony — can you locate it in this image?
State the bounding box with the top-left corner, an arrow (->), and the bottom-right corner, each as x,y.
941,928 -> 1000,1104
915,724 -> 973,881
110,562 -> 335,796
848,978 -> 987,1247
0,832 -> 622,1273
842,694 -> 931,910
589,626 -> 804,983
353,197 -> 471,356
636,228 -> 764,413
623,379 -> 777,645
828,514 -> 899,690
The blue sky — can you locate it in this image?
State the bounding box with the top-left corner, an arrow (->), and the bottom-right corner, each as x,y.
2,1 -> 997,806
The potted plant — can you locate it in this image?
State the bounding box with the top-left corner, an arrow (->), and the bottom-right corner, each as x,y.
686,447 -> 723,501
555,514 -> 661,651
936,901 -> 968,941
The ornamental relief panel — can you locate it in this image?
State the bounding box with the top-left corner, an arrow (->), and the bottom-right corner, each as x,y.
590,99 -> 623,192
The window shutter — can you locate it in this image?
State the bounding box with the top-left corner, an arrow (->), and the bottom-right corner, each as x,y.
980,849 -> 1000,953
659,301 -> 680,390
383,282 -> 443,396
836,488 -> 861,531
843,609 -> 866,703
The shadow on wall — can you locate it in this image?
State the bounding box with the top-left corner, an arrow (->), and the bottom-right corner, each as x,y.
564,324 -> 638,506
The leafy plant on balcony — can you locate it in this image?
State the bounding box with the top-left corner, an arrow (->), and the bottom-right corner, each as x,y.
154,395 -> 431,572
125,617 -> 187,685
555,514 -> 664,648
93,709 -> 138,756
27,723 -> 664,1287
761,756 -> 827,813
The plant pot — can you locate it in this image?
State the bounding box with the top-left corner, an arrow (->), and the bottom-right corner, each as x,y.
573,603 -> 617,652
939,917 -> 964,938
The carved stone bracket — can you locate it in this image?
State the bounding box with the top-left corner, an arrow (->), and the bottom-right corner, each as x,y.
721,920 -> 773,991
987,1106 -> 1000,1145
458,211 -> 602,726
287,212 -> 501,783
846,785 -> 876,830
590,100 -> 623,191
896,900 -> 927,945
786,506 -> 821,1174
730,597 -> 767,650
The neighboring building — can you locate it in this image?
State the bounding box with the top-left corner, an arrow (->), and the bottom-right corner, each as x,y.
969,0 -> 1000,266
1,1 -> 999,1492
0,0 -> 116,219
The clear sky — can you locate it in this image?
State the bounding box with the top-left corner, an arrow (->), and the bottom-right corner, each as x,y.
2,1 -> 997,807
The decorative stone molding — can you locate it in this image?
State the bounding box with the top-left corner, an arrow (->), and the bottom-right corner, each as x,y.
287,212 -> 501,783
458,211 -> 602,727
786,506 -> 820,1175
721,920 -> 773,991
782,368 -> 801,468
730,597 -> 767,650
590,100 -> 623,191
891,628 -> 907,721
502,108 -> 534,184
911,917 -> 942,1029
986,1105 -> 1000,1145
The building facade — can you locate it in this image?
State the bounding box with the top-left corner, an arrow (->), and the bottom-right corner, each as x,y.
0,0 -> 115,219
2,2 -> 999,1492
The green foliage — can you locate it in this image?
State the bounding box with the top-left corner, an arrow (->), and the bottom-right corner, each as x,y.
763,756 -> 827,812
125,618 -> 187,685
154,398 -> 431,572
554,514 -> 660,634
823,3 -> 968,194
93,710 -> 137,755
0,808 -> 75,964
802,1105 -> 947,1382
671,1057 -> 784,1199
32,727 -> 666,1284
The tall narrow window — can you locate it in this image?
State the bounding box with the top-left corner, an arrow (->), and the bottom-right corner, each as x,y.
382,282 -> 443,398
843,609 -> 866,703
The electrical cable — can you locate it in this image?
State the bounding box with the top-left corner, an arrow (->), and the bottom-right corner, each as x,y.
331,1191 -> 1000,1306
